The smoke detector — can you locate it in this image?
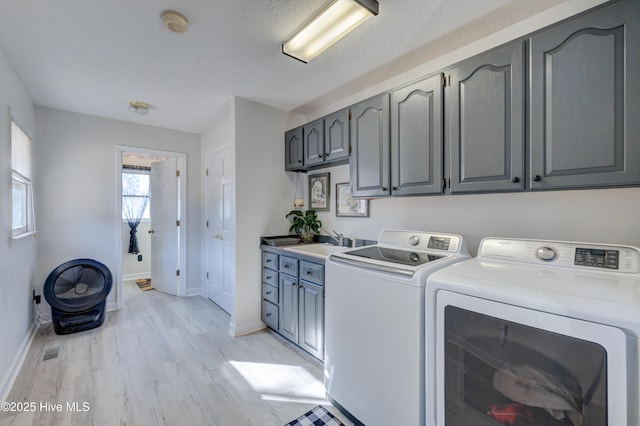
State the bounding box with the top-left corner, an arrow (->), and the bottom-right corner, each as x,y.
161,10 -> 188,33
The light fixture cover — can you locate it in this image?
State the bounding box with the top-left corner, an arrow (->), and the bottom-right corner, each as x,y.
283,0 -> 379,63
161,10 -> 189,33
128,101 -> 149,115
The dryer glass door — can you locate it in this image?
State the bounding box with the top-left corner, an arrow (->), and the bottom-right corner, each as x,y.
435,291 -> 628,426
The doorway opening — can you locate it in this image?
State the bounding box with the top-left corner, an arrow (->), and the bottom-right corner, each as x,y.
115,146 -> 188,309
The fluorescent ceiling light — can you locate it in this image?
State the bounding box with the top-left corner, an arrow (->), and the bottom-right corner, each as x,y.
282,0 -> 379,63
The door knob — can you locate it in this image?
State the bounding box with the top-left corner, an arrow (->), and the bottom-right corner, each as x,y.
148,230 -> 155,234
212,233 -> 224,240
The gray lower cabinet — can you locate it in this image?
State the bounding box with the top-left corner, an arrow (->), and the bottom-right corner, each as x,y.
448,41 -> 525,193
261,249 -> 324,360
529,0 -> 640,190
261,251 -> 279,330
298,280 -> 323,360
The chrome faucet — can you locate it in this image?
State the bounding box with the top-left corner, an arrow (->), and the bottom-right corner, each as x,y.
330,230 -> 344,247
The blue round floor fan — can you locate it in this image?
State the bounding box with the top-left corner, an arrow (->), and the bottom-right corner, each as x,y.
43,259 -> 113,335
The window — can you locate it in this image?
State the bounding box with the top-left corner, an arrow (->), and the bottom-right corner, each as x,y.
11,120 -> 35,241
122,167 -> 151,221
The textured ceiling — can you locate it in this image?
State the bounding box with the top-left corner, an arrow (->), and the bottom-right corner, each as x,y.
0,0 -> 575,134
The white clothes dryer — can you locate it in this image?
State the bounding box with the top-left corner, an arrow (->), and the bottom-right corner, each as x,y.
426,237 -> 640,426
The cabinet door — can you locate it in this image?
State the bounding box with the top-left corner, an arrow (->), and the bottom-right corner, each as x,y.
298,280 -> 324,360
391,74 -> 444,196
285,127 -> 304,171
350,93 -> 391,197
324,109 -> 349,164
303,118 -> 325,167
279,274 -> 298,343
530,0 -> 640,189
449,41 -> 525,193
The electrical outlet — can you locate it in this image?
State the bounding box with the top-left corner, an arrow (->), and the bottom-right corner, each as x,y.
33,289 -> 41,304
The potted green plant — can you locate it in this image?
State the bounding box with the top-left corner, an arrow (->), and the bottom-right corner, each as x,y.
286,209 -> 322,243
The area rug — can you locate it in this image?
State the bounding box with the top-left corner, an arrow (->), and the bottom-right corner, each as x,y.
285,405 -> 345,426
135,278 -> 153,291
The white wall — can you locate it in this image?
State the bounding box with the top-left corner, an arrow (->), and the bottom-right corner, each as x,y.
34,108 -> 201,308
0,43 -> 37,399
234,98 -> 294,336
309,164 -> 640,255
201,98 -> 299,336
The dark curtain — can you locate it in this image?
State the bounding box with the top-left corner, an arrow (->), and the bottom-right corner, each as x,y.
122,169 -> 150,254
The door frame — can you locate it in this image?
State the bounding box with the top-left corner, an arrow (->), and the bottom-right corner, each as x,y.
115,145 -> 188,309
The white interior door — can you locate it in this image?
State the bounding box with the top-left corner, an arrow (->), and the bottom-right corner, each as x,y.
206,147 -> 234,313
150,158 -> 180,296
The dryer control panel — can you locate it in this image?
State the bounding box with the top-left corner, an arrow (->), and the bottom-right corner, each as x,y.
479,238 -> 640,273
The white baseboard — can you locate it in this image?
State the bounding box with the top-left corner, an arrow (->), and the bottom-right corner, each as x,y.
0,320 -> 38,402
185,287 -> 201,297
228,320 -> 266,338
122,272 -> 150,282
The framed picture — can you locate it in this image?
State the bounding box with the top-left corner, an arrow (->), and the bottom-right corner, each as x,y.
309,172 -> 330,211
336,182 -> 369,217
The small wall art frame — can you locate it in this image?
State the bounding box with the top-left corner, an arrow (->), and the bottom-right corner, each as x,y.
309,172 -> 330,211
336,182 -> 369,217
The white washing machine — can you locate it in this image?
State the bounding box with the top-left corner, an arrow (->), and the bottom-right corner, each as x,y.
325,230 -> 469,426
426,237 -> 640,426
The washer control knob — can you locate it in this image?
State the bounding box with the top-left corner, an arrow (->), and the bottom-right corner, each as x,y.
536,246 -> 557,261
409,235 -> 420,246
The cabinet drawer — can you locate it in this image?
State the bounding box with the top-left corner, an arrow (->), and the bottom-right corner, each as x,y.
262,300 -> 278,330
279,256 -> 299,276
300,260 -> 324,285
262,283 -> 278,305
262,268 -> 278,286
262,251 -> 279,270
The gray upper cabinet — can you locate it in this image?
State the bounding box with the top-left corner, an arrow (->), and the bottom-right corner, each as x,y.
303,118 -> 324,167
323,109 -> 349,164
350,93 -> 391,197
529,0 -> 640,190
284,126 -> 303,171
448,41 -> 525,193
391,74 -> 444,196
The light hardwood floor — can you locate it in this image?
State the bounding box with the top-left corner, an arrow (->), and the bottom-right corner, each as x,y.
2,281 -> 352,426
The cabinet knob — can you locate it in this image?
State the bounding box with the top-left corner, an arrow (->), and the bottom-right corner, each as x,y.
512,177 -> 520,183
317,154 -> 323,159
265,290 -> 271,295
392,186 -> 398,191
284,265 -> 289,269
266,312 -> 272,317
382,187 -> 387,191
533,175 -> 542,182
307,271 -> 312,275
